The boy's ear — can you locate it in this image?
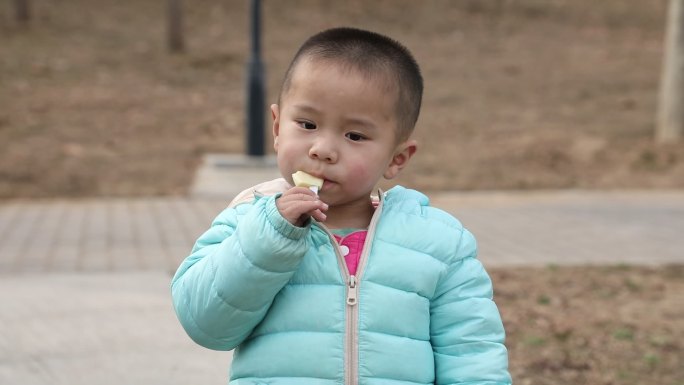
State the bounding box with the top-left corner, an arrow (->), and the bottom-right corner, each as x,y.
384,139 -> 418,180
271,104 -> 280,151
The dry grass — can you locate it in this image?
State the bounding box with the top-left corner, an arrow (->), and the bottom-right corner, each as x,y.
1,0 -> 683,199
492,265 -> 684,385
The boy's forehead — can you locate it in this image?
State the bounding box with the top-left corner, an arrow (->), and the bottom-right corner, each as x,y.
285,57 -> 398,101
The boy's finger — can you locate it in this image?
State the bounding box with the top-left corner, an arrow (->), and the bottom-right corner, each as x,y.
279,200 -> 326,219
310,209 -> 327,222
283,195 -> 328,210
279,192 -> 321,204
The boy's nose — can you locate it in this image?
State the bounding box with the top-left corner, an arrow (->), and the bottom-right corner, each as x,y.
308,140 -> 338,163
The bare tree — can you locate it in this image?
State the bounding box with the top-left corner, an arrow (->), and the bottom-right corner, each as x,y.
167,0 -> 185,53
14,0 -> 30,22
657,0 -> 684,142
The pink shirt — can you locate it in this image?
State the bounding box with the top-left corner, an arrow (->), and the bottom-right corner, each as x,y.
332,231 -> 368,276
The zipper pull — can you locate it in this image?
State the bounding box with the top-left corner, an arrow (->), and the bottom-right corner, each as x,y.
347,275 -> 358,306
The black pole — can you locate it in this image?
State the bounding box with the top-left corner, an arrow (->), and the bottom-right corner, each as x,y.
246,0 -> 265,156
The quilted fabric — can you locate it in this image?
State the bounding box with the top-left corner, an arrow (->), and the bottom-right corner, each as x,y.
171,183 -> 511,385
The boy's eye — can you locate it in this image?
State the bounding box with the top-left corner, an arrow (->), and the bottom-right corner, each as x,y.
346,132 -> 365,141
298,121 -> 317,130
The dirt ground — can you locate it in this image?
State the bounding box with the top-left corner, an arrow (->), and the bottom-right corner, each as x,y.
491,265 -> 684,385
1,1 -> 683,384
1,0 -> 683,198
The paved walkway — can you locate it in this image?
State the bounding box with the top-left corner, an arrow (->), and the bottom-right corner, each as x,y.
1,188 -> 683,384
1,190 -> 683,274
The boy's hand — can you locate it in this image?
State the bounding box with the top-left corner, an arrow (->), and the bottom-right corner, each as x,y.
276,187 -> 328,227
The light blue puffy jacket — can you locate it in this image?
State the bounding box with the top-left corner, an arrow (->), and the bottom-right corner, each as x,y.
172,182 -> 511,385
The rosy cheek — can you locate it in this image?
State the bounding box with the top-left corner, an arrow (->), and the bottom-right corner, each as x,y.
346,163 -> 373,183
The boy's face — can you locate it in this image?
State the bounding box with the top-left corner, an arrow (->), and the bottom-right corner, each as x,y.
272,58 -> 416,208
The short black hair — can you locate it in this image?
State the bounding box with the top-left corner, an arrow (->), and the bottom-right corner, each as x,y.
279,27 -> 423,140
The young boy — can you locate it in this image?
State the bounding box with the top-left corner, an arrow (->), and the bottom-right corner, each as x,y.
172,27 -> 511,384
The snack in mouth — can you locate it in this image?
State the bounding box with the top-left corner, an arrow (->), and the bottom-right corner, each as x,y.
292,171 -> 324,194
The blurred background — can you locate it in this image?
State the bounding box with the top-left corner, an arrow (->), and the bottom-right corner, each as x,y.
1,0 -> 683,199
1,1 -> 683,385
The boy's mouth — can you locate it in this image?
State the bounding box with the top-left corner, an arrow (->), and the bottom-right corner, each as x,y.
321,179 -> 337,191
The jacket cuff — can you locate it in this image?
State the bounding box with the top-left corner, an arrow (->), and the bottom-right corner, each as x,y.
264,194 -> 309,240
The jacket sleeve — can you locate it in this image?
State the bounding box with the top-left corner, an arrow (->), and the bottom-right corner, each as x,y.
171,195 -> 310,351
430,228 -> 511,385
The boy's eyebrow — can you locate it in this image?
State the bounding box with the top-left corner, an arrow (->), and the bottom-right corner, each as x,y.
291,103 -> 320,114
344,116 -> 378,130
291,103 -> 378,129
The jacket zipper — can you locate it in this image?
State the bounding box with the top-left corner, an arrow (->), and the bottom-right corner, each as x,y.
346,274 -> 358,385
316,193 -> 385,385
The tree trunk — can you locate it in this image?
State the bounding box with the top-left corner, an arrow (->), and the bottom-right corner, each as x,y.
167,0 -> 185,53
15,0 -> 30,22
656,0 -> 684,143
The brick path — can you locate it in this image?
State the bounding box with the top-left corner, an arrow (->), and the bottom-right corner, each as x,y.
1,191 -> 683,274
0,198 -> 226,274
1,190 -> 683,385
